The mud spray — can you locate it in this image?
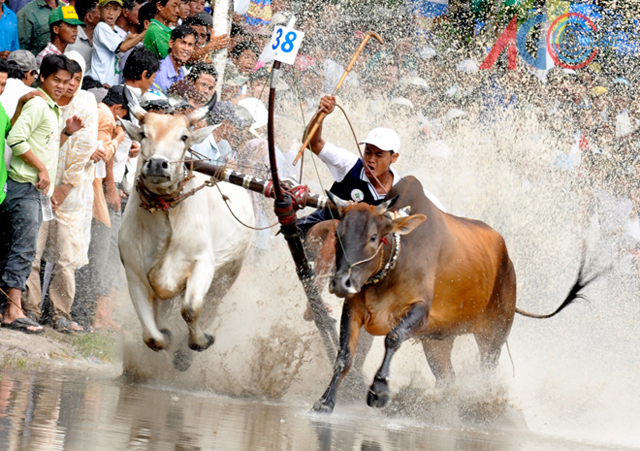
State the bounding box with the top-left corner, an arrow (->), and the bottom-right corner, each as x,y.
118,12 -> 639,451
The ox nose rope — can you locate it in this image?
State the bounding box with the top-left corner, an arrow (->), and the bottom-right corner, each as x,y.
345,233 -> 401,286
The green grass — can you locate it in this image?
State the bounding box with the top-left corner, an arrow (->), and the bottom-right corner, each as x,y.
69,332 -> 118,363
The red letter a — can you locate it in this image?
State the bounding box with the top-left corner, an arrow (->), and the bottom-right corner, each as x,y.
479,15 -> 518,70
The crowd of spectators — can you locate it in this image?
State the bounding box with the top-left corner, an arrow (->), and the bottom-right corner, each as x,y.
0,0 -> 637,334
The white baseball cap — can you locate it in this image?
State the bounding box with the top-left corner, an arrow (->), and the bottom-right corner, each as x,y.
359,127 -> 401,153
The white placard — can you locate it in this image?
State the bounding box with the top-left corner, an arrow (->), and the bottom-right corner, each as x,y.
262,26 -> 304,65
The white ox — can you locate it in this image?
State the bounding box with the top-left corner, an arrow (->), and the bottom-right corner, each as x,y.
119,90 -> 254,370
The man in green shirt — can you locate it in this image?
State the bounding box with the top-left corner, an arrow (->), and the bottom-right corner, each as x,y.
144,0 -> 180,58
17,0 -> 62,55
0,54 -> 83,334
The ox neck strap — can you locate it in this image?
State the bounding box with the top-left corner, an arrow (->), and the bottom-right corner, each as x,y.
136,167 -> 222,213
365,233 -> 400,285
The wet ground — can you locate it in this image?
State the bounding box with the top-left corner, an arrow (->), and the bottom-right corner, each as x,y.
0,367 -> 634,451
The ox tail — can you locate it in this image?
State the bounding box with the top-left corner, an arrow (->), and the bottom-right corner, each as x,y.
515,254 -> 607,319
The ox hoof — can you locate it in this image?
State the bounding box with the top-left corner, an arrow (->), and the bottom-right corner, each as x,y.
189,333 -> 215,352
173,349 -> 194,371
145,329 -> 172,352
367,379 -> 390,408
311,400 -> 334,414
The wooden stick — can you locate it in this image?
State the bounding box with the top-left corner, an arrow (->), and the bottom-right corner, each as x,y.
293,31 -> 383,165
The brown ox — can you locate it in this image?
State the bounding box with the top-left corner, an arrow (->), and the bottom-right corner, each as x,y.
313,176 -> 593,413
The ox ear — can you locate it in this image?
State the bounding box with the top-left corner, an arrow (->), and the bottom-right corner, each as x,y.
124,85 -> 146,121
390,214 -> 426,235
376,195 -> 399,216
121,118 -> 144,143
326,190 -> 350,216
187,126 -> 215,148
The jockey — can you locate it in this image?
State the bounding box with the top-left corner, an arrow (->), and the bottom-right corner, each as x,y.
298,94 -> 444,237
298,94 -> 443,321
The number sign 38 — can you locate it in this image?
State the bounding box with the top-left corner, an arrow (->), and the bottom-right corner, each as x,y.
263,26 -> 304,65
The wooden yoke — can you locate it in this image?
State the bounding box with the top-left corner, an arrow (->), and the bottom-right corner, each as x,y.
293,31 -> 384,165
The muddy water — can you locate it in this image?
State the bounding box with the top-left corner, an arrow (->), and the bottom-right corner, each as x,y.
0,368 -> 635,451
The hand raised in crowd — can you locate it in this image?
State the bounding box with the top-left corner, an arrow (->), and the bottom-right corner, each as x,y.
51,184 -> 71,212
18,90 -> 46,107
225,156 -> 238,170
65,115 -> 85,135
105,187 -> 121,213
210,34 -> 230,51
129,141 -> 141,158
318,95 -> 336,115
35,167 -> 50,193
90,146 -> 107,163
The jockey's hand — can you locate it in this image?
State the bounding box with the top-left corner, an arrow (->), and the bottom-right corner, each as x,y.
318,95 -> 336,115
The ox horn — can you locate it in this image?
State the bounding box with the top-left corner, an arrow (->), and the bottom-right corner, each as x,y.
186,91 -> 218,126
124,85 -> 146,121
326,191 -> 350,215
376,195 -> 399,216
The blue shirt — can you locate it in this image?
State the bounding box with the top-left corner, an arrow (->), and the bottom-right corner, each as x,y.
0,5 -> 19,52
153,54 -> 184,93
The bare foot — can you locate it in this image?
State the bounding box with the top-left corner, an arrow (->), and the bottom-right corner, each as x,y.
303,302 -> 333,322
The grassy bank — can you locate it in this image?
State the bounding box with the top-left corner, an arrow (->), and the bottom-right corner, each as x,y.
0,327 -> 120,372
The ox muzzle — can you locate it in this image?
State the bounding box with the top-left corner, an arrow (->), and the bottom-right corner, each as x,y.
144,157 -> 171,180
329,270 -> 359,298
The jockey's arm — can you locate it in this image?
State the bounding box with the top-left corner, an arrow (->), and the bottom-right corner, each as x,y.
303,95 -> 336,156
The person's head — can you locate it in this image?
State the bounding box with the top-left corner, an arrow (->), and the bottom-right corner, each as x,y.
229,22 -> 246,49
137,1 -> 156,32
168,80 -> 207,108
49,6 -> 85,46
75,0 -> 101,26
189,0 -> 204,16
186,62 -> 217,99
7,50 -> 38,86
123,47 -> 160,93
359,128 -> 400,180
0,60 -> 10,96
184,13 -> 212,47
61,59 -> 83,99
99,0 -> 124,26
154,0 -> 180,25
40,54 -> 75,101
178,0 -> 190,20
103,84 -> 129,118
168,25 -> 197,65
122,0 -> 145,26
231,41 -> 259,75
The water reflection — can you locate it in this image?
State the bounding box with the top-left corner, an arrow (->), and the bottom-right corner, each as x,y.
0,368 -> 631,451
